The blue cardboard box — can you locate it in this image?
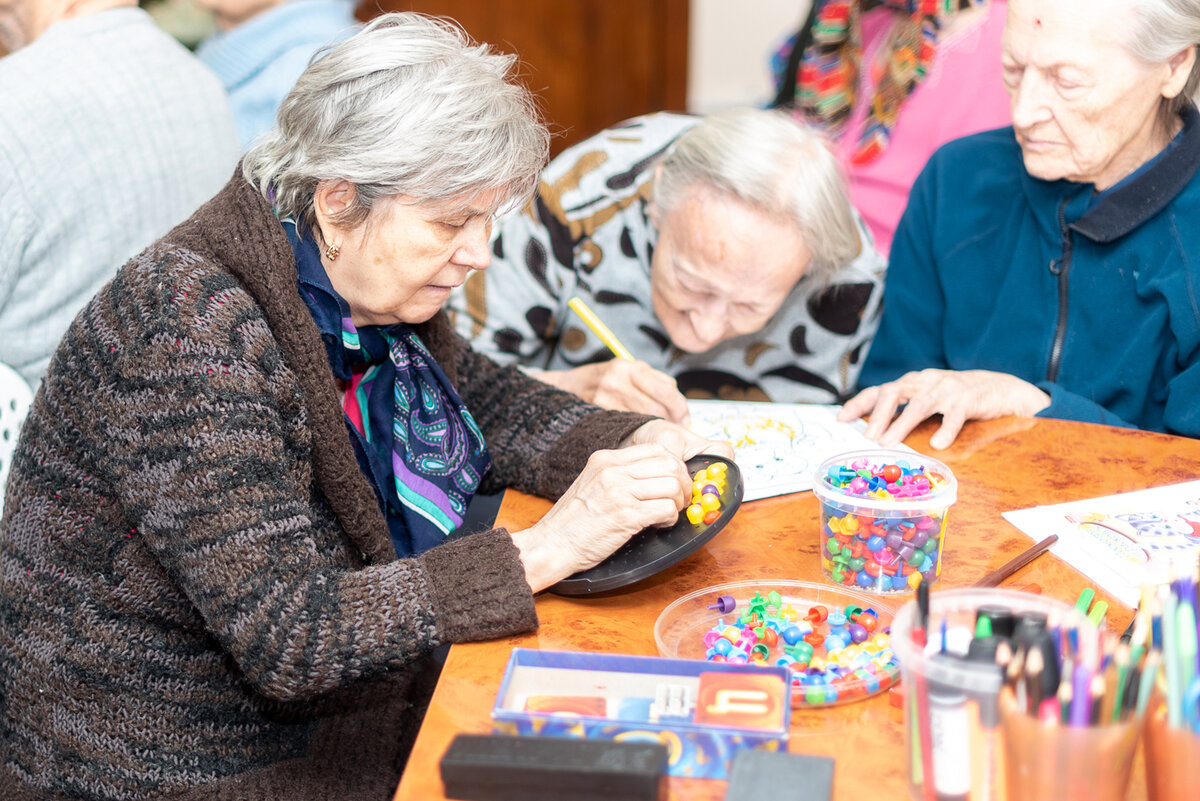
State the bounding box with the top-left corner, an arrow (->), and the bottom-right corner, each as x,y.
491,648 -> 791,779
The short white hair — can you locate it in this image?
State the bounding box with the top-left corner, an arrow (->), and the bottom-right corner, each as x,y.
1125,0 -> 1200,118
242,12 -> 549,237
651,108 -> 860,287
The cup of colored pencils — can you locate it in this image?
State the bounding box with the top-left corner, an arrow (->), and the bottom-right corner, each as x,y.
892,585 -> 1078,801
1141,560 -> 1200,801
999,595 -> 1148,801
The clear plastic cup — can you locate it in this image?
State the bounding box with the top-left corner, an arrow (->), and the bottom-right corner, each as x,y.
813,449 -> 956,594
891,588 -> 1080,801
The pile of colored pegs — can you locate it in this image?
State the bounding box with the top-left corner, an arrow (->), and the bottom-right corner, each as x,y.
685,461 -> 729,526
815,453 -> 957,594
700,590 -> 901,705
824,458 -> 948,500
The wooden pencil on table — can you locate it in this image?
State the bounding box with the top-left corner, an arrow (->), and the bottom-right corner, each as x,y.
972,535 -> 1059,588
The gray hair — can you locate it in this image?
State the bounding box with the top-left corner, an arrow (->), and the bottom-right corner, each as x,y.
651,107 -> 860,287
1125,0 -> 1200,119
242,12 -> 549,239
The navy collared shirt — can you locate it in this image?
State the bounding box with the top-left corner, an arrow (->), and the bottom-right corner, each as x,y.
286,220 -> 473,557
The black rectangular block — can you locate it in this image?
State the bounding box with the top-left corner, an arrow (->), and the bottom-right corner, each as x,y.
724,749 -> 835,801
439,733 -> 668,801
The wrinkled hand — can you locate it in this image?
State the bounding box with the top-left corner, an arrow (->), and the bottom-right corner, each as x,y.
513,444 -> 692,592
622,418 -> 735,462
538,361 -> 691,425
838,369 -> 1050,450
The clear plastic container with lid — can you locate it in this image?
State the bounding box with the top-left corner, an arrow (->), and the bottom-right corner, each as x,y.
813,449 -> 957,594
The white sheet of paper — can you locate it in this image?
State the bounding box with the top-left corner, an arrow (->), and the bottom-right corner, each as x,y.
686,400 -> 905,501
1002,480 -> 1200,607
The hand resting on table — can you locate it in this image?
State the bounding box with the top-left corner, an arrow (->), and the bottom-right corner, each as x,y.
838,368 -> 1050,449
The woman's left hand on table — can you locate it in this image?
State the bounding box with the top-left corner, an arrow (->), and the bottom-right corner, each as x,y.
838,368 -> 1050,449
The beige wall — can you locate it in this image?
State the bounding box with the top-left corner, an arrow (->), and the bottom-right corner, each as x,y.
687,0 -> 812,113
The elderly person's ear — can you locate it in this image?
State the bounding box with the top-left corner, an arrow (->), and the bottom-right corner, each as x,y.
313,179 -> 358,239
646,164 -> 665,227
1163,46 -> 1198,99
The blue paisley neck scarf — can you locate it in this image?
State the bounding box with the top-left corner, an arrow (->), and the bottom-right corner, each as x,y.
285,219 -> 490,553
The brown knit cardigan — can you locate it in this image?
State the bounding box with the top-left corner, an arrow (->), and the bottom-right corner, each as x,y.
0,174 -> 650,800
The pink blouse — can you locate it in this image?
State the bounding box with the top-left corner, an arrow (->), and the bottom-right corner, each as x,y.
836,1 -> 1012,256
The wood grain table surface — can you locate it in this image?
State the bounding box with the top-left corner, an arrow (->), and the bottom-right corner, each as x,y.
395,417 -> 1200,801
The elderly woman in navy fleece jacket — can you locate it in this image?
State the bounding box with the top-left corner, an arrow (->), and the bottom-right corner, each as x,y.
841,0 -> 1200,448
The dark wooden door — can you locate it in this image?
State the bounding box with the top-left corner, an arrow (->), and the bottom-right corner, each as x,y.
358,0 -> 689,154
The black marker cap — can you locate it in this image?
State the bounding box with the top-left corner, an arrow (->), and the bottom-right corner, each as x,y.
975,605 -> 1016,639
1035,629 -> 1060,699
1013,612 -> 1048,649
966,635 -> 1002,663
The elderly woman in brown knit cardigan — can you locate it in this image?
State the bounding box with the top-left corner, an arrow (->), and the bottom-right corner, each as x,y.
0,13 -> 729,800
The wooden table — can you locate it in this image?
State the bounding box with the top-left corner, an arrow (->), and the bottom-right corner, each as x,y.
395,417 -> 1200,801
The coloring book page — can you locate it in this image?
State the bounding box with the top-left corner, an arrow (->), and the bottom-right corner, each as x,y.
686,400 -> 904,501
1003,480 -> 1200,607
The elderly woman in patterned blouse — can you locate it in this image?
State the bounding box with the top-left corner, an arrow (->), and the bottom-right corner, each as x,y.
449,108 -> 887,426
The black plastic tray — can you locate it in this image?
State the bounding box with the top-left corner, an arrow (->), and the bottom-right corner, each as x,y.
549,454 -> 744,596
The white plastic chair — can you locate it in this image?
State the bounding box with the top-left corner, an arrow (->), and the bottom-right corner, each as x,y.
0,362 -> 33,518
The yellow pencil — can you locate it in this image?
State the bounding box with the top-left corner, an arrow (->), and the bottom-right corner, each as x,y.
567,296 -> 634,361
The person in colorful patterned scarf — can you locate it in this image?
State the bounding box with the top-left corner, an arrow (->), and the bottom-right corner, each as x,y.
448,108 -> 887,426
773,0 -> 1011,256
0,13 -> 729,800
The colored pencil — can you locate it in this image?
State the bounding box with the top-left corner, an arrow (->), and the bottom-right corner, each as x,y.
912,579 -> 935,801
972,535 -> 1058,588
567,297 -> 634,361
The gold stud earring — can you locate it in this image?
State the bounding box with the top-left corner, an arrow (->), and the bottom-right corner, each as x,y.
325,243 -> 340,262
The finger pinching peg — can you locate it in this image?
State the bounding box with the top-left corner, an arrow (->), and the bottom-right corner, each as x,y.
707,594 -> 736,614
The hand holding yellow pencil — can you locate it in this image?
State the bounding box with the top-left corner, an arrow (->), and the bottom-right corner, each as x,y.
564,296 -> 691,425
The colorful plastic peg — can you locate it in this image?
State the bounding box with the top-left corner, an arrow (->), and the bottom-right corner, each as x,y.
707,594 -> 736,614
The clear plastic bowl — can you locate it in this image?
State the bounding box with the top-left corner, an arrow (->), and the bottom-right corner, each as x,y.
654,579 -> 900,708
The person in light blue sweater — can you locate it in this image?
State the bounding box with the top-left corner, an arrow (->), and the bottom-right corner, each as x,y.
841,0 -> 1200,448
195,0 -> 359,151
0,0 -> 238,388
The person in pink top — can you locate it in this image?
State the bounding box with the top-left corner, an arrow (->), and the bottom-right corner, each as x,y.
773,0 -> 1011,256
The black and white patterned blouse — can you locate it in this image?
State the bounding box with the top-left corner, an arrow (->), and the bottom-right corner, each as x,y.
449,112 -> 887,403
